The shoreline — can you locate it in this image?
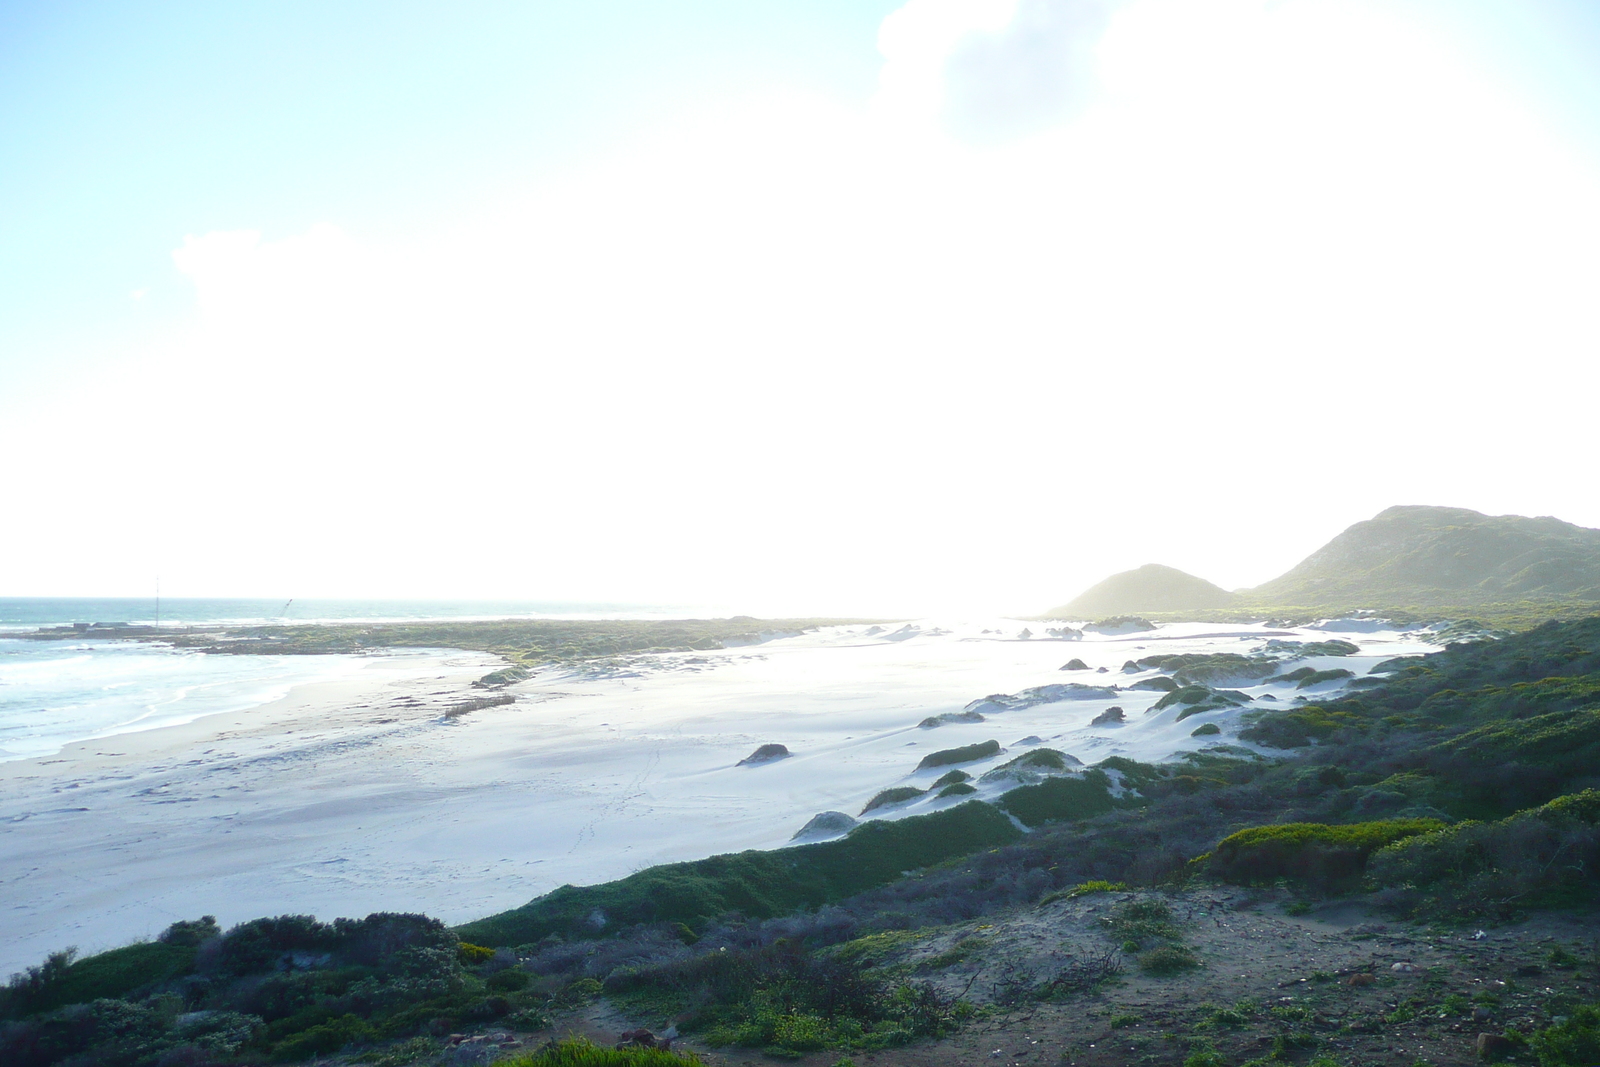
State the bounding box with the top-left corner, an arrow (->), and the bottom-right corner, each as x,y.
0,647 -> 504,972
0,620 -> 1439,977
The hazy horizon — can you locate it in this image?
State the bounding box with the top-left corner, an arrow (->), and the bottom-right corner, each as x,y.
6,1 -> 1600,616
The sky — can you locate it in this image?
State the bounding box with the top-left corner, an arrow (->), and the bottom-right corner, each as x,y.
4,0 -> 1600,616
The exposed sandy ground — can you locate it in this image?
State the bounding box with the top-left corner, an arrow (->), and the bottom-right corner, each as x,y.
528,888 -> 1600,1067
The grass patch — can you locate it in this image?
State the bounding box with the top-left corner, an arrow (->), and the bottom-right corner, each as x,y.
916,740 -> 1000,770
1138,945 -> 1200,975
456,801 -> 1021,946
997,772 -> 1121,828
861,787 -> 924,814
500,1037 -> 705,1067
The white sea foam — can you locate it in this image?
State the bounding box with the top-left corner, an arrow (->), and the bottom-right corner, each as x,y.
0,640 -> 368,761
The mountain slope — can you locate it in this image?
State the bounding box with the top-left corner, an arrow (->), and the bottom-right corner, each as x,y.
1047,563 -> 1235,617
1248,504 -> 1600,608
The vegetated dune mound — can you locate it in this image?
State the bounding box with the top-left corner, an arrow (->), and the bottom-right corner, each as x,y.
1046,563 -> 1235,617
1246,504 -> 1600,608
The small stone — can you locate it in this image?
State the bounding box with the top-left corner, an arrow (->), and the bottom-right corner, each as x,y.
1476,1033 -> 1514,1061
1390,961 -> 1417,973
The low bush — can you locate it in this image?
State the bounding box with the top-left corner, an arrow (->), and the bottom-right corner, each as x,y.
861,788 -> 924,815
1237,705 -> 1365,748
1369,790 -> 1600,918
1039,880 -> 1127,906
271,1013 -> 377,1060
1,938 -> 198,1019
1138,945 -> 1201,975
930,770 -> 970,788
457,802 -> 1021,946
458,942 -> 496,966
1208,819 -> 1444,892
916,741 -> 1000,770
605,940 -> 965,1056
936,783 -> 977,798
1102,899 -> 1179,945
997,773 -> 1117,828
1530,1005 -> 1600,1066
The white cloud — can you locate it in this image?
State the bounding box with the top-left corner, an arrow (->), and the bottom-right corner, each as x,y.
5,0 -> 1599,611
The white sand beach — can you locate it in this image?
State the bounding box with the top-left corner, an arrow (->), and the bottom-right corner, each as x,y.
0,621 -> 1438,974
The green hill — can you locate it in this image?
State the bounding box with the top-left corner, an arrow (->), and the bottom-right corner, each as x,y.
1245,504 -> 1600,612
1045,563 -> 1235,618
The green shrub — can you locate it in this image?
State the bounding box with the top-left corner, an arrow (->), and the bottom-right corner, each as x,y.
457,802 -> 1021,947
1191,723 -> 1221,737
916,740 -> 1000,770
272,1012 -> 376,1060
458,941 -> 496,965
1369,790 -> 1600,917
1532,1006 -> 1600,1066
1296,668 -> 1355,688
986,749 -> 1070,773
937,783 -> 977,798
1066,880 -> 1126,900
499,1037 -> 705,1067
1039,879 -> 1128,906
1238,705 -> 1365,748
1103,899 -> 1179,945
931,770 -> 971,788
487,968 -> 531,992
997,774 -> 1118,828
1138,945 -> 1200,975
1,940 -> 197,1017
861,787 -> 924,814
1209,819 -> 1444,891
1155,687 -> 1212,710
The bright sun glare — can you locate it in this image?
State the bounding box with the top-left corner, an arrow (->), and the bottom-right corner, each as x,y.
4,0 -> 1599,614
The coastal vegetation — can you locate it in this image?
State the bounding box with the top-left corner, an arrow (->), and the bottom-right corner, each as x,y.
15,615 -> 1600,1063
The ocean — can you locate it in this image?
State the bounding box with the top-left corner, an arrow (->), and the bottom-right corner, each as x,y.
0,597 -> 680,763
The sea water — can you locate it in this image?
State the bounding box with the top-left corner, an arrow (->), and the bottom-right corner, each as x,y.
0,639 -> 375,762
0,597 -> 690,763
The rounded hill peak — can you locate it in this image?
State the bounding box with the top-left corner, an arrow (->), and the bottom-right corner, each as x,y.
1047,563 -> 1234,618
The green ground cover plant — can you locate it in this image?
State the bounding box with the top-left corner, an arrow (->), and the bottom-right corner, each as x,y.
916,740 -> 1001,770
456,801 -> 1021,946
1207,819 -> 1444,891
860,787 -> 924,814
501,1037 -> 705,1067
